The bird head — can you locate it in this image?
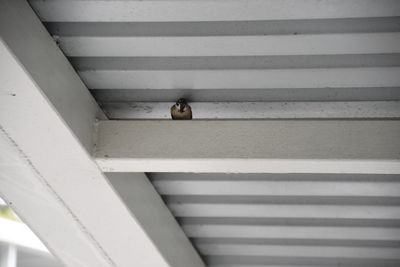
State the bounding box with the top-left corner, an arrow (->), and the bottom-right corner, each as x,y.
176,98 -> 188,112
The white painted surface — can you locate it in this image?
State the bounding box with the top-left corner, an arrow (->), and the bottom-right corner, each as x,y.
28,0 -> 400,122
0,130 -> 110,267
91,87 -> 400,103
0,1 -> 204,267
196,243 -> 400,259
153,180 -> 400,197
29,0 -> 400,22
106,173 -> 205,267
98,159 -> 400,174
101,101 -> 400,119
150,172 -> 400,266
0,0 -> 105,151
183,224 -> 400,240
4,1 -> 400,267
169,204 -> 400,219
95,120 -> 400,173
29,0 -> 400,121
58,33 -> 400,57
43,17 -> 400,37
80,68 -> 400,90
0,245 -> 17,267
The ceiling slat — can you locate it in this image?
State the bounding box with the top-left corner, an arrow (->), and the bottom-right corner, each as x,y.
169,204 -> 400,219
58,33 -> 400,57
153,180 -> 400,197
43,17 -> 400,37
29,0 -> 400,22
183,224 -> 400,240
101,101 -> 400,119
196,243 -> 400,259
91,88 -> 400,102
80,67 -> 400,90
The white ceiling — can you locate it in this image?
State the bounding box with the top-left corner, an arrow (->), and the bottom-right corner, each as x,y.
146,173 -> 400,267
28,0 -> 400,119
17,1 -> 400,266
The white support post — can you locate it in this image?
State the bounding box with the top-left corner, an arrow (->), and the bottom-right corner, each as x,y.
0,1 -> 204,267
0,245 -> 17,267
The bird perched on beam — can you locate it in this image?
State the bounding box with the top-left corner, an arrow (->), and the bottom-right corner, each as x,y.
171,98 -> 192,120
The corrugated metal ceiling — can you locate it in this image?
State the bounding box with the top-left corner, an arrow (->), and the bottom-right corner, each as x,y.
149,173 -> 400,267
28,0 -> 400,119
27,1 -> 400,266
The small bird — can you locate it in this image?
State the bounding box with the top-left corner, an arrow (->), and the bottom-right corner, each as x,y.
171,98 -> 192,120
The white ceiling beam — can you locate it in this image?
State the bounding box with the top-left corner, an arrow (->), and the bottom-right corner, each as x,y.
80,67 -> 400,90
106,173 -> 205,267
0,1 -> 204,267
0,131 -> 111,267
29,0 -> 400,22
58,33 -> 400,57
0,0 -> 105,151
95,120 -> 400,173
101,101 -> 400,120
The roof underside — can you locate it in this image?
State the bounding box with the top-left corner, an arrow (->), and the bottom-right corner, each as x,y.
26,1 -> 400,266
148,173 -> 400,267
28,0 -> 400,119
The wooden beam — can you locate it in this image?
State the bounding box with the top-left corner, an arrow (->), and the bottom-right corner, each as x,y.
0,0 -> 105,151
94,120 -> 400,173
29,0 -> 400,22
106,173 -> 205,267
0,132 -> 111,267
0,1 -> 204,267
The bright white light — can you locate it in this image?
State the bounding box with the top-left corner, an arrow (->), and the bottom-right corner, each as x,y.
0,217 -> 49,253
